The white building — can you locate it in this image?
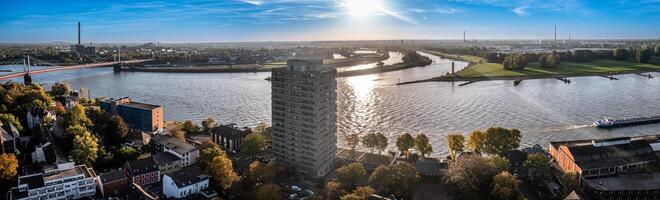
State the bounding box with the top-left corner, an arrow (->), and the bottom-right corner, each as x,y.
162,165 -> 209,198
26,109 -> 56,130
10,164 -> 98,200
152,134 -> 199,167
271,59 -> 338,178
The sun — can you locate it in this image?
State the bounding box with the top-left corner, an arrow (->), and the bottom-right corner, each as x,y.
343,0 -> 383,16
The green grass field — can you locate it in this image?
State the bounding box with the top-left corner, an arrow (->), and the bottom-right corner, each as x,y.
428,51 -> 660,78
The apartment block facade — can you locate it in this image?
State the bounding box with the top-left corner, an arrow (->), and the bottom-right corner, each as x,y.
271,59 -> 337,178
100,97 -> 163,132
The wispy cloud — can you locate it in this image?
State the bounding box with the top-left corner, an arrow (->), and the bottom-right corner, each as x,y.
238,0 -> 263,6
512,5 -> 528,16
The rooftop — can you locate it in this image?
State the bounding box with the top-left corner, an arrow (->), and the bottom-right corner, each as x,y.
43,166 -> 85,183
584,172 -> 660,191
100,169 -> 127,183
165,165 -> 208,188
153,134 -> 198,155
126,157 -> 159,175
123,101 -> 161,110
152,151 -> 181,166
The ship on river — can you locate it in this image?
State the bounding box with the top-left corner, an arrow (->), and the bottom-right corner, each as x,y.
594,115 -> 660,128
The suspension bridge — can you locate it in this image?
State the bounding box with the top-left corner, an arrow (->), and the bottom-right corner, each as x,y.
0,53 -> 153,83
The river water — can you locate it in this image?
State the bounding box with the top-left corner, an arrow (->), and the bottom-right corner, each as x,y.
3,52 -> 660,157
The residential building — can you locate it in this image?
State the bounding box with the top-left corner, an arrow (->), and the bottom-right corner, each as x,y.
211,124 -> 252,153
549,135 -> 660,199
97,170 -> 129,197
9,164 -> 97,200
271,59 -> 337,178
124,157 -> 160,186
499,150 -> 526,177
26,108 -> 55,130
100,97 -> 163,132
153,151 -> 183,174
1,122 -> 20,154
31,142 -> 57,164
162,165 -> 209,198
152,134 -> 199,167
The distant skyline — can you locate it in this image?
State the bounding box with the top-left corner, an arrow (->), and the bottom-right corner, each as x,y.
1,0 -> 659,43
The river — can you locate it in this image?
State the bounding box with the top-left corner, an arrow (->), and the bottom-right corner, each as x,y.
3,52 -> 660,157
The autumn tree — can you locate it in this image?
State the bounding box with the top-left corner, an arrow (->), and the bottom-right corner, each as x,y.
246,160 -> 280,184
374,132 -> 388,155
241,132 -> 268,158
560,171 -> 579,195
486,156 -> 510,173
256,183 -> 283,200
444,155 -> 498,200
0,113 -> 23,132
209,155 -> 239,190
200,139 -> 219,150
201,117 -> 218,134
168,124 -> 186,142
117,146 -> 140,161
346,133 -> 360,154
447,134 -> 465,160
0,153 -> 18,180
341,186 -> 375,200
336,163 -> 367,190
252,122 -> 269,135
415,134 -> 433,159
491,171 -> 522,200
61,104 -> 92,131
182,120 -> 201,134
325,180 -> 346,200
197,146 -> 227,171
104,114 -> 129,145
482,127 -> 522,154
524,153 -> 551,183
396,133 -> 415,158
368,162 -> 420,198
466,130 -> 486,152
70,125 -> 99,166
50,82 -> 71,96
362,132 -> 378,153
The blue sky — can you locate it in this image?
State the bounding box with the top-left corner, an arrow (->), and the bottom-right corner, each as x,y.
0,0 -> 658,43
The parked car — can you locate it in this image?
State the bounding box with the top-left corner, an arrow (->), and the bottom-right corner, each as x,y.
288,193 -> 298,200
290,185 -> 302,192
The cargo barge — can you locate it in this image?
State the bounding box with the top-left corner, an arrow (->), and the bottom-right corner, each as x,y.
594,115 -> 660,128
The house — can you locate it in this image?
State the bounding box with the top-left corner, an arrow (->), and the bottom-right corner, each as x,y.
124,157 -> 160,186
415,158 -> 447,177
211,124 -> 251,153
9,164 -> 97,200
97,169 -> 129,197
1,122 -> 20,154
153,151 -> 183,175
152,134 -> 199,167
162,165 -> 209,198
549,135 -> 660,199
31,142 -> 57,164
499,150 -> 526,177
100,97 -> 163,132
122,130 -> 151,148
26,108 -> 56,130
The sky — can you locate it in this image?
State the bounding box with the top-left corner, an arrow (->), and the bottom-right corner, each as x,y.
0,0 -> 659,43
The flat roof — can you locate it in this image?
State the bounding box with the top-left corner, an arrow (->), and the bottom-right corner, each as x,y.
585,172 -> 660,191
100,170 -> 127,183
123,101 -> 161,110
43,166 -> 85,183
153,134 -> 197,155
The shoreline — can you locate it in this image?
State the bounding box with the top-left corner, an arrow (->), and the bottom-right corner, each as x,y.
397,70 -> 659,85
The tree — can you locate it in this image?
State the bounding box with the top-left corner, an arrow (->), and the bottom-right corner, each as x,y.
252,122 -> 269,135
201,117 -> 218,134
241,132 -> 268,158
361,132 -> 378,153
491,171 -> 521,200
50,82 -> 71,96
341,186 -> 375,200
572,50 -> 593,62
197,146 -> 227,171
0,113 -> 23,132
415,134 -> 433,159
486,156 -> 510,173
168,125 -> 186,142
655,45 -> 660,56
524,153 -> 551,183
200,139 -> 219,150
482,127 -> 522,154
117,146 -> 140,161
444,155 -> 498,200
613,48 -> 629,60
538,55 -> 548,68
447,134 -> 465,160
0,153 -> 18,180
346,133 -> 360,153
325,180 -> 345,200
396,133 -> 414,158
368,162 -> 420,198
182,120 -> 200,134
209,155 -> 239,190
256,183 -> 283,200
70,125 -> 99,166
53,102 -> 66,116
61,104 -> 92,131
466,130 -> 486,152
336,163 -> 367,190
374,132 -> 387,155
560,171 -> 579,195
635,48 -> 652,63
502,54 -> 527,70
246,160 -> 280,184
104,115 -> 129,144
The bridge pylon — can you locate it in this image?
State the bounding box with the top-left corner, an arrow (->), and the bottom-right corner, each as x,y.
23,54 -> 33,85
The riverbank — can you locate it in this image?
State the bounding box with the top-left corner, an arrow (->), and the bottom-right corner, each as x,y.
398,51 -> 660,85
116,53 -> 389,73
338,53 -> 432,77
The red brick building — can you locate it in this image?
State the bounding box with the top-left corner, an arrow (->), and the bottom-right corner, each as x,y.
124,157 -> 161,186
98,170 -> 129,197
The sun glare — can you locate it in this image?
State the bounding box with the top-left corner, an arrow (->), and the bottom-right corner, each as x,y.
343,0 -> 383,16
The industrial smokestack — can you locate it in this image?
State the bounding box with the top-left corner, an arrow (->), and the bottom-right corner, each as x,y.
78,22 -> 81,45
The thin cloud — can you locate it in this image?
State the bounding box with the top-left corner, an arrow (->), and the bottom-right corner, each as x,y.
238,0 -> 263,6
512,5 -> 528,16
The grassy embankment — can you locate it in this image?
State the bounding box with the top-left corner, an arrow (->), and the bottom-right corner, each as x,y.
425,51 -> 660,80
